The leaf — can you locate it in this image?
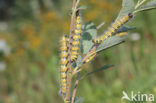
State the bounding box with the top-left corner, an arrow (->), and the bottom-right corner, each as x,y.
116,0 -> 135,21
135,0 -> 156,12
78,5 -> 88,10
80,64 -> 114,80
74,97 -> 84,103
81,22 -> 97,54
116,26 -> 136,33
95,36 -> 125,53
76,55 -> 83,68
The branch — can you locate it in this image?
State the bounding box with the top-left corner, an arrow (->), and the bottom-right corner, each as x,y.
71,73 -> 80,103
65,0 -> 80,102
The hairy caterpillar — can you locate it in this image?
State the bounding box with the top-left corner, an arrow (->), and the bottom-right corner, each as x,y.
84,53 -> 97,63
71,12 -> 82,62
60,35 -> 68,96
93,13 -> 133,44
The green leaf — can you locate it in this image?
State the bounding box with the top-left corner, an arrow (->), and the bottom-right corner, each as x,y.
95,36 -> 125,53
74,97 -> 84,103
116,0 -> 135,21
117,26 -> 136,33
135,0 -> 156,13
76,55 -> 83,68
81,22 -> 97,54
80,64 -> 114,80
78,6 -> 88,10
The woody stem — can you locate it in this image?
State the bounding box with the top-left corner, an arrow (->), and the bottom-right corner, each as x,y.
65,0 -> 79,102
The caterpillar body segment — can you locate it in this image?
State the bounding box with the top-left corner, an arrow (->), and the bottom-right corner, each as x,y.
64,100 -> 70,103
84,53 -> 97,63
92,38 -> 102,44
92,13 -> 133,44
60,52 -> 68,58
116,32 -> 128,37
72,41 -> 80,45
71,13 -> 82,62
73,35 -> 81,39
60,35 -> 68,96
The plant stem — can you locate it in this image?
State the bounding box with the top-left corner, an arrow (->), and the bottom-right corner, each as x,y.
71,73 -> 79,103
65,0 -> 78,102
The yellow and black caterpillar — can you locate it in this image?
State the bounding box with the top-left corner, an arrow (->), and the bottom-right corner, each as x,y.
84,53 -> 97,64
93,13 -> 133,44
71,12 -> 82,62
60,35 -> 68,96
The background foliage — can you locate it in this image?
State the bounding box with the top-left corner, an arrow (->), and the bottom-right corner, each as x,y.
0,0 -> 156,103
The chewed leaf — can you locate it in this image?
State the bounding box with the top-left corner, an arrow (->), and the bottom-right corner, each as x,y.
80,64 -> 114,80
95,36 -> 125,53
135,0 -> 156,13
116,0 -> 135,21
74,97 -> 84,103
117,26 -> 136,33
81,22 -> 97,54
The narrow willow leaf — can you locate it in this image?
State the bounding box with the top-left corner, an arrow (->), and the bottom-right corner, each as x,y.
95,36 -> 125,53
116,0 -> 135,21
78,5 -> 88,10
74,97 -> 84,103
81,22 -> 97,54
80,64 -> 114,80
117,26 -> 136,33
135,0 -> 156,13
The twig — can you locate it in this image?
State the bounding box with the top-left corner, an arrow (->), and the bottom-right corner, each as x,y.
71,73 -> 79,103
70,45 -> 98,103
65,0 -> 78,102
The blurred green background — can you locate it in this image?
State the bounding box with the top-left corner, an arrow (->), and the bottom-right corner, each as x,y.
0,0 -> 156,103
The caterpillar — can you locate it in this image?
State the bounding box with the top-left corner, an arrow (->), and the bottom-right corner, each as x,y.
84,53 -> 97,63
92,13 -> 133,44
71,11 -> 82,62
60,35 -> 68,96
